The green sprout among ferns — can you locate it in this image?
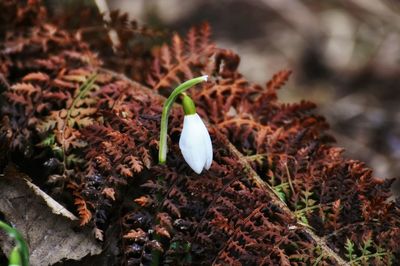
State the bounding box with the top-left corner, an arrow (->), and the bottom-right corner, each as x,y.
0,221 -> 29,266
345,237 -> 393,265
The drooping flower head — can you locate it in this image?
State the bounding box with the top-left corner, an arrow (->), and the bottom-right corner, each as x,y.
179,94 -> 212,174
158,76 -> 212,174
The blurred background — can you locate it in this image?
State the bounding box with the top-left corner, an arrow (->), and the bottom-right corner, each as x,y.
56,0 -> 400,193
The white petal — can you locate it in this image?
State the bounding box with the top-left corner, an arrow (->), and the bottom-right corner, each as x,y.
179,115 -> 206,174
203,128 -> 213,170
192,114 -> 213,170
179,114 -> 212,174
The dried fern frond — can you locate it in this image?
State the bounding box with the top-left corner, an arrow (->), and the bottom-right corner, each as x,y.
0,2 -> 399,265
147,23 -> 216,95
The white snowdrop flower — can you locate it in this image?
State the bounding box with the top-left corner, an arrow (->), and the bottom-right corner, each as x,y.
158,75 -> 211,173
179,112 -> 213,174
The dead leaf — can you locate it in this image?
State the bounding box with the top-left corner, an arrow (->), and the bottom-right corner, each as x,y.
0,167 -> 101,265
94,228 -> 104,241
25,178 -> 78,221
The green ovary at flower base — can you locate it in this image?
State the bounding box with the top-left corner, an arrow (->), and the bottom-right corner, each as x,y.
158,76 -> 213,174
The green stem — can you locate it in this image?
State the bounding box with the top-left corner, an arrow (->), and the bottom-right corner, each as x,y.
272,182 -> 289,189
350,252 -> 390,263
295,201 -> 335,216
158,75 -> 208,164
0,221 -> 29,266
8,247 -> 22,266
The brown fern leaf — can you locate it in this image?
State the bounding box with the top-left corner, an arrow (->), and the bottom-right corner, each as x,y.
0,20 -> 101,162
77,96 -> 158,228
147,23 -> 216,95
266,69 -> 292,92
74,197 -> 93,226
67,182 -> 93,226
213,70 -> 399,263
35,71 -> 100,187
1,3 -> 399,265
192,76 -> 262,124
0,0 -> 46,35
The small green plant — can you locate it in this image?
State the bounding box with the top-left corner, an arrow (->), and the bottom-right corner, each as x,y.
295,189 -> 317,225
345,237 -> 392,265
312,245 -> 327,266
0,220 -> 29,266
272,182 -> 290,203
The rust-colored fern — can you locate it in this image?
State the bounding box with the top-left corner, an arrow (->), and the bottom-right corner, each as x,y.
147,23 -> 216,95
0,1 -> 399,265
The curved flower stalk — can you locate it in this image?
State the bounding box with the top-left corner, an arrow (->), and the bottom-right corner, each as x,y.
158,76 -> 212,174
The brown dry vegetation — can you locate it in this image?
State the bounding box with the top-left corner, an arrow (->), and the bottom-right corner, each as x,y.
0,1 -> 399,265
